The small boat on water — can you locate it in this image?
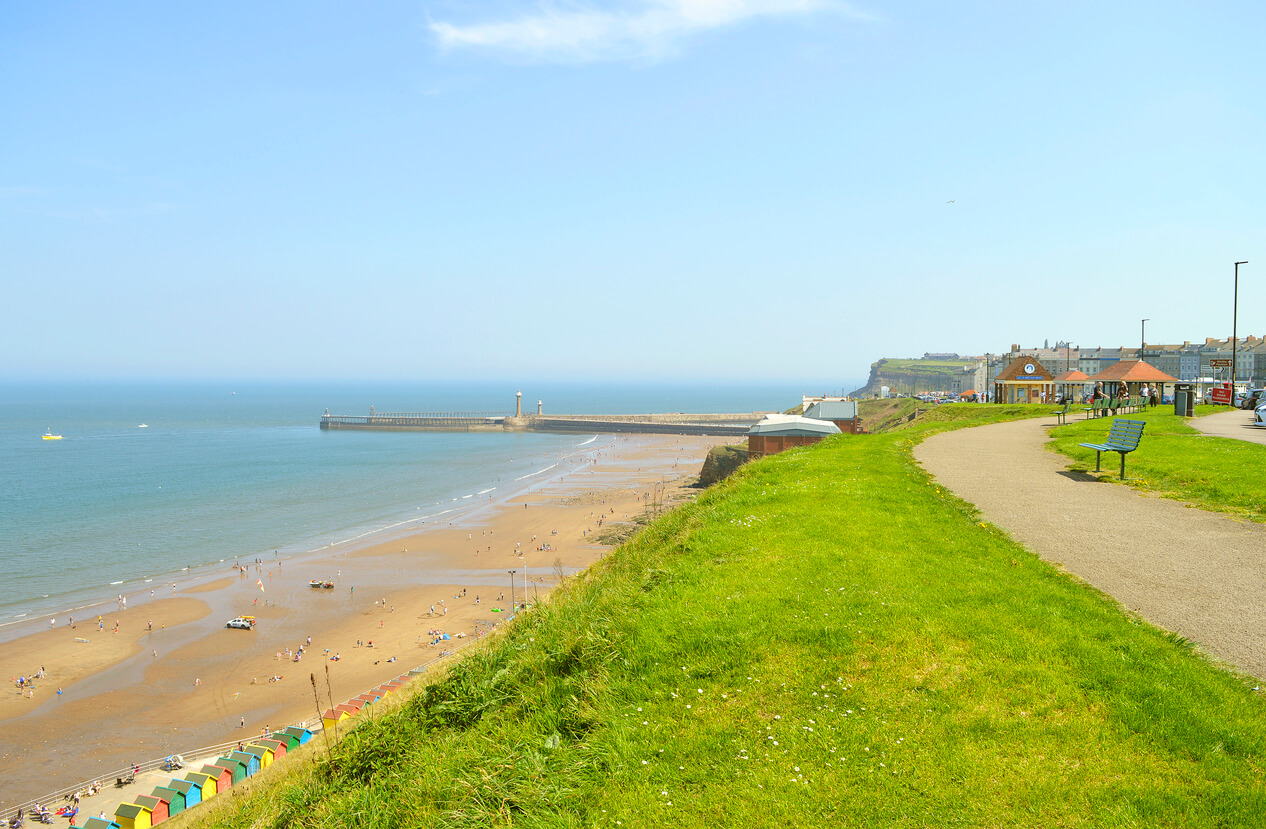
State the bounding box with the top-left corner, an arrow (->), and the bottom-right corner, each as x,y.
43,429 -> 63,440
138,424 -> 148,428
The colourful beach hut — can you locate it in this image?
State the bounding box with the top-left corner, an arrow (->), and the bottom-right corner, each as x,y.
354,693 -> 377,708
244,743 -> 275,768
133,795 -> 168,825
168,778 -> 201,808
321,707 -> 350,729
200,764 -> 233,791
257,738 -> 287,759
82,819 -> 120,829
184,770 -> 217,798
269,731 -> 300,751
113,802 -> 152,829
282,725 -> 312,745
216,755 -> 248,783
151,786 -> 184,816
230,750 -> 260,777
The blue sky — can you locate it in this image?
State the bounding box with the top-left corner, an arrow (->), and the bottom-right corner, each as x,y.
3,1 -> 1263,383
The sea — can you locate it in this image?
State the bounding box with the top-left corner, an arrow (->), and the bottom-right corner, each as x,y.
0,380 -> 831,632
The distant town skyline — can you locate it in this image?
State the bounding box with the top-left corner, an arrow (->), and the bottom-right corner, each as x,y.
2,2 -> 1262,381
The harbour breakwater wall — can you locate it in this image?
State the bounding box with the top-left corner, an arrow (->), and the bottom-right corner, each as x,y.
320,412 -> 762,437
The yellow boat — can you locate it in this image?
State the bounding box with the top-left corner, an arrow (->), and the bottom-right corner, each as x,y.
43,429 -> 63,441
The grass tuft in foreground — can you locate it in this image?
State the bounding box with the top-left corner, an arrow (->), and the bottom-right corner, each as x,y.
195,407 -> 1266,828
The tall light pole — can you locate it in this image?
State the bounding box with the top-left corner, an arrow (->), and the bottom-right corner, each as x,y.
1140,319 -> 1148,360
1233,261 -> 1248,403
508,569 -> 516,613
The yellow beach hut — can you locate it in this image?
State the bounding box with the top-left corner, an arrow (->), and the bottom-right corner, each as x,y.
113,802 -> 152,829
184,770 -> 217,798
244,743 -> 275,768
321,707 -> 350,730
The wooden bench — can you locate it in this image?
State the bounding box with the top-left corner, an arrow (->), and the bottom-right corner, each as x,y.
1078,418 -> 1146,479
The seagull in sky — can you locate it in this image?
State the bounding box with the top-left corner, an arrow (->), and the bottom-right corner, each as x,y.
946,200 -> 955,204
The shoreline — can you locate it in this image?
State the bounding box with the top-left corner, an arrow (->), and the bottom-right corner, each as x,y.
0,434 -> 730,808
0,432 -> 612,641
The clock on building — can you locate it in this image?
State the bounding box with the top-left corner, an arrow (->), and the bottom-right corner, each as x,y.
1024,362 -> 1036,375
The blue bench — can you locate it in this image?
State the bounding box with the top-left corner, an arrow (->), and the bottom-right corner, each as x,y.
1078,418 -> 1145,479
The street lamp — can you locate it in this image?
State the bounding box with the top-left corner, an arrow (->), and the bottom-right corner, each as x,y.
1233,261 -> 1248,403
508,569 -> 516,613
1140,319 -> 1148,360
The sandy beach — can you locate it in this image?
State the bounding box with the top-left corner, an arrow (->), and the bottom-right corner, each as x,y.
0,434 -> 729,809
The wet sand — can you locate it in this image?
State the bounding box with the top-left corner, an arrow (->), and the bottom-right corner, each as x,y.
0,434 -> 728,808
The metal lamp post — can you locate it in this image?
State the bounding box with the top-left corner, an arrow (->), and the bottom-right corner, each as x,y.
508,569 -> 516,613
1140,319 -> 1148,360
1233,261 -> 1248,403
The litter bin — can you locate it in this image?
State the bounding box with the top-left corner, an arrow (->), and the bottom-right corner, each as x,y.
1174,383 -> 1194,417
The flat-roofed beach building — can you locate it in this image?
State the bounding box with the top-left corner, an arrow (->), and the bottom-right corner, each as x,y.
803,400 -> 861,433
747,414 -> 841,458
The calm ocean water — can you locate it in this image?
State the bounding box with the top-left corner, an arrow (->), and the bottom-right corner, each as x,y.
0,380 -> 817,628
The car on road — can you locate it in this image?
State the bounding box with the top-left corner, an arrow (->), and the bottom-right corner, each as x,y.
1255,401 -> 1266,427
226,616 -> 255,630
1240,388 -> 1265,409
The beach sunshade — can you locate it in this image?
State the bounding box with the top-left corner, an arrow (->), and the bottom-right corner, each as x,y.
82,819 -> 120,829
113,802 -> 152,829
217,756 -> 248,783
167,779 -> 200,807
282,725 -> 312,745
230,750 -> 261,776
184,771 -> 216,797
132,796 -> 167,826
151,786 -> 184,816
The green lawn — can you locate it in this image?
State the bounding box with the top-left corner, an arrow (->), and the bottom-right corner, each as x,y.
1049,406 -> 1266,522
200,408 -> 1266,828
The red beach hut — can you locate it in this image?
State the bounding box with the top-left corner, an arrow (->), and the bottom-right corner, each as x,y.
132,795 -> 168,825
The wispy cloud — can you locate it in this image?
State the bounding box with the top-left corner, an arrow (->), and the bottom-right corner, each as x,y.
429,0 -> 867,63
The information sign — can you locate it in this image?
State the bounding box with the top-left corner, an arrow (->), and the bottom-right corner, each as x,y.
1210,359 -> 1232,367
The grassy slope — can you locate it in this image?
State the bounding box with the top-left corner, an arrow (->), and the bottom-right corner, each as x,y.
198,407 -> 1266,828
1049,406 -> 1266,522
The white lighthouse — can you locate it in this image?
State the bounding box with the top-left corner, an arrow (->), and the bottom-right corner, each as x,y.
515,390 -> 522,417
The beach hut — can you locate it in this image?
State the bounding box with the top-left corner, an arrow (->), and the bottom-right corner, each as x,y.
230,750 -> 261,777
354,693 -> 378,708
82,819 -> 120,829
132,795 -> 168,826
282,725 -> 313,745
168,778 -> 201,808
200,764 -> 233,791
184,770 -> 217,798
113,802 -> 152,829
321,707 -> 351,730
244,743 -> 275,768
269,731 -> 300,751
337,700 -> 362,715
151,786 -> 184,816
257,738 -> 287,759
217,755 -> 248,783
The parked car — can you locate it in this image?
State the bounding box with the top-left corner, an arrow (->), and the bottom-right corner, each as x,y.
1239,388 -> 1265,409
1255,401 -> 1266,427
226,616 -> 255,630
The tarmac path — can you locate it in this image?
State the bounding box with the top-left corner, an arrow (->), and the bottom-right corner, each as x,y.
1190,407 -> 1266,446
914,416 -> 1266,681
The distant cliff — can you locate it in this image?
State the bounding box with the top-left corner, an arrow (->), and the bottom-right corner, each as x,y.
851,357 -> 976,397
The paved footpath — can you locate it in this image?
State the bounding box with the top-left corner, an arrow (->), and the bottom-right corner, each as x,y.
914,416 -> 1266,680
1191,407 -> 1266,446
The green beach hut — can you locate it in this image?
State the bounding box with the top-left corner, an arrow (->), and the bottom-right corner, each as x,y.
151,786 -> 184,816
113,802 -> 152,829
132,795 -> 167,825
229,750 -> 260,777
167,778 -> 200,808
216,755 -> 248,783
269,731 -> 300,751
184,770 -> 216,798
282,725 -> 312,745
